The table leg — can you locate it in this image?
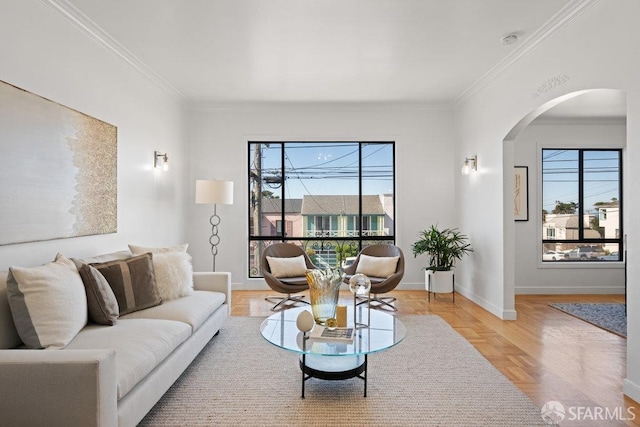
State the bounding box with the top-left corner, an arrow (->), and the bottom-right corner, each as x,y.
301,353 -> 305,398
364,354 -> 367,397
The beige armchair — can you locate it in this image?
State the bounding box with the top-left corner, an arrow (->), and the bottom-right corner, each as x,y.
261,243 -> 316,311
343,244 -> 404,311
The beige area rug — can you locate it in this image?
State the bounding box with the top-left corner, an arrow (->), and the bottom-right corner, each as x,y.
140,315 -> 545,426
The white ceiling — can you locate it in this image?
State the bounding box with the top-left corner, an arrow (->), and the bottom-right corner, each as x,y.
63,0 -> 579,105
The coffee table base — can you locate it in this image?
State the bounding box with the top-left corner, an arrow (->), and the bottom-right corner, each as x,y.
300,354 -> 367,398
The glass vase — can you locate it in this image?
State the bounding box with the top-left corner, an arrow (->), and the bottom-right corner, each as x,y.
306,268 -> 343,325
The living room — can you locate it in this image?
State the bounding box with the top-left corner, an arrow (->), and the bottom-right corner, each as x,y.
1,0 -> 639,425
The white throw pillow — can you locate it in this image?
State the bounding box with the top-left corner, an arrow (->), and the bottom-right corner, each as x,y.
355,254 -> 400,278
151,252 -> 194,301
6,253 -> 88,349
129,243 -> 188,255
267,255 -> 308,278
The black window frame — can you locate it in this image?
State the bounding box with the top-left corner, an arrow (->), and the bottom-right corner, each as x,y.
248,141 -> 396,277
541,148 -> 623,262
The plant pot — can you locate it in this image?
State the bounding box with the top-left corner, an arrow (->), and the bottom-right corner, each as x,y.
426,270 -> 454,294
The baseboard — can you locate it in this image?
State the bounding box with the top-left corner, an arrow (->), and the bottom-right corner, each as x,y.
455,285 -> 517,320
516,286 -> 626,295
623,379 -> 640,404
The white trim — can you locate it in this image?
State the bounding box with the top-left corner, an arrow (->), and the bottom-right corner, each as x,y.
516,286 -> 625,294
537,261 -> 625,269
41,0 -> 185,100
190,101 -> 449,113
453,0 -> 599,107
624,379 -> 640,403
456,284 -> 518,320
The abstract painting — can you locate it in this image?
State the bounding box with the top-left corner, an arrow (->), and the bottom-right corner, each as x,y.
0,80 -> 117,245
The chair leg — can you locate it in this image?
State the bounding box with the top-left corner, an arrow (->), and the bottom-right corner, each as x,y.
356,294 -> 397,312
265,294 -> 309,311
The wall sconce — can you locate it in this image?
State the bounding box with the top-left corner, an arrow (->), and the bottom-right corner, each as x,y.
461,155 -> 477,175
154,151 -> 169,171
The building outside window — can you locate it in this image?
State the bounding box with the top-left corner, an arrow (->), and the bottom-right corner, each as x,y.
541,148 -> 622,262
248,141 -> 395,277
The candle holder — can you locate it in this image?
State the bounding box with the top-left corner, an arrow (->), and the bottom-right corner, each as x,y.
348,273 -> 371,329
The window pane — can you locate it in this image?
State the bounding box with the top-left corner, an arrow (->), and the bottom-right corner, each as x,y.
249,143 -> 283,237
541,148 -> 622,263
285,142 -> 360,238
542,150 -> 579,240
584,151 -> 620,241
542,243 -> 620,261
248,141 -> 395,278
361,143 -> 394,236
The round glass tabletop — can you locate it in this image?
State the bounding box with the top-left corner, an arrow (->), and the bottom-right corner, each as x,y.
260,306 -> 406,357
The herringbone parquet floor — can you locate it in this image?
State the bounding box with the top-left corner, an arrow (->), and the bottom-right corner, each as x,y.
233,290 -> 638,426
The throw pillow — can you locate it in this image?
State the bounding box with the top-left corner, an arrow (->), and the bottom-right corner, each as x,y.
266,255 -> 308,278
128,243 -> 188,255
73,260 -> 119,325
6,253 -> 88,349
152,251 -> 194,301
90,253 -> 162,315
355,254 -> 400,278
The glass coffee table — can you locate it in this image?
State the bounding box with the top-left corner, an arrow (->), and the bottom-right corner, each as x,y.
260,305 -> 406,398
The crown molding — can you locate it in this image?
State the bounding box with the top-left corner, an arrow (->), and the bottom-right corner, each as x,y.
188,101 -> 451,113
530,116 -> 626,126
452,0 -> 599,108
41,0 -> 186,101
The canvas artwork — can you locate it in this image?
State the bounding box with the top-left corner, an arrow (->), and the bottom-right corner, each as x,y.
513,166 -> 528,221
0,80 -> 117,245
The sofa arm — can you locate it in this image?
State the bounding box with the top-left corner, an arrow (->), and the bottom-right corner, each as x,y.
0,349 -> 117,427
193,272 -> 232,307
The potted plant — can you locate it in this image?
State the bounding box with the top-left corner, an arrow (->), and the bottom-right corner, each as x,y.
411,225 -> 473,295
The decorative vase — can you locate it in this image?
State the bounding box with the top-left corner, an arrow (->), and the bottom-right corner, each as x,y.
306,268 -> 343,325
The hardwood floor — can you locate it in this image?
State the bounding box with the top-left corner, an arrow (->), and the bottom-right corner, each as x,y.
233,290 -> 639,425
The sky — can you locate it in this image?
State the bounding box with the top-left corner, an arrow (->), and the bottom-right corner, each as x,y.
542,149 -> 620,214
250,141 -> 394,200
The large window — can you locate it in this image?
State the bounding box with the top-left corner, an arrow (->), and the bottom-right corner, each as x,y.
248,141 -> 395,277
541,149 -> 622,262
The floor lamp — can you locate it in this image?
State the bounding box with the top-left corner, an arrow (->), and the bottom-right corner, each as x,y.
196,179 -> 234,271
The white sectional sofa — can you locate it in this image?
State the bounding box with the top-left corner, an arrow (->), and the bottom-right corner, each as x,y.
0,249 -> 231,427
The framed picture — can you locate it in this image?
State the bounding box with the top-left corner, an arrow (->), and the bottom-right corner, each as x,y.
513,166 -> 529,221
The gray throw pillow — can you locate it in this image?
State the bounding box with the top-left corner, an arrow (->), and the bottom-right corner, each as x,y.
73,260 -> 119,325
90,253 -> 162,315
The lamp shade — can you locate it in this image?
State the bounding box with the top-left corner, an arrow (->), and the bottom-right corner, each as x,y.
195,180 -> 234,205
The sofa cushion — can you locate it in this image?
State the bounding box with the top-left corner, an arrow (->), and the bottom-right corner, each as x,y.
90,253 -> 162,316
266,255 -> 308,278
6,254 -> 87,349
129,244 -> 194,301
128,243 -> 188,255
79,250 -> 131,265
74,261 -> 119,326
355,254 -> 400,278
121,290 -> 225,332
147,252 -> 193,301
65,318 -> 191,400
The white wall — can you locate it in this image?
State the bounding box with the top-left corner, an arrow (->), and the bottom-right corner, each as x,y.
186,104 -> 456,289
453,0 -> 640,401
0,1 -> 188,270
514,121 -> 626,294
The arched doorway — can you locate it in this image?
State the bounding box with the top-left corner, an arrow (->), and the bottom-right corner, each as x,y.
502,88 -> 626,310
